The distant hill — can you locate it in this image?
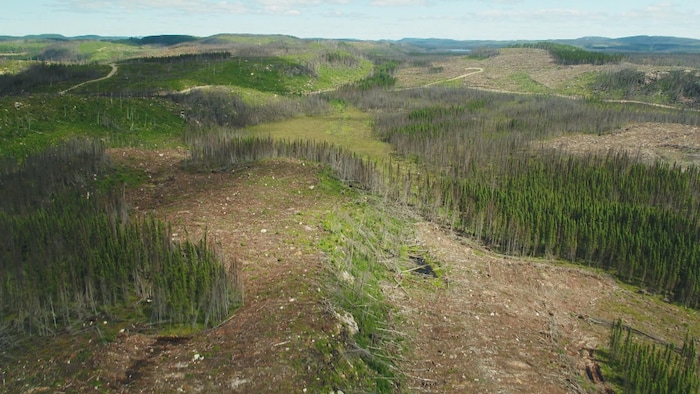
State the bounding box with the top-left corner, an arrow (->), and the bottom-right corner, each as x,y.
394,37 -> 531,52
397,36 -> 700,53
2,34 -> 699,53
0,34 -> 188,44
562,36 -> 700,53
118,35 -> 200,46
0,34 -> 127,42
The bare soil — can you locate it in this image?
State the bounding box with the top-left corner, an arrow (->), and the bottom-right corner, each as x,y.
539,122 -> 700,167
394,222 -> 614,393
5,46 -> 700,394
5,147 -> 700,393
396,47 -> 685,98
397,48 -> 619,92
102,148 -> 343,393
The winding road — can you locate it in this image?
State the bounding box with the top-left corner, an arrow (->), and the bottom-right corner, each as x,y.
422,66 -> 699,112
55,61 -> 696,113
59,63 -> 118,95
422,67 -> 483,87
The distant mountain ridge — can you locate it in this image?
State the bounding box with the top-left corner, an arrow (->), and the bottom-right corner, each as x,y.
0,34 -> 129,41
556,36 -> 700,53
1,34 -> 699,53
397,35 -> 700,53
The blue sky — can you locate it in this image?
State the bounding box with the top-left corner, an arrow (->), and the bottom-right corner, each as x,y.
3,1 -> 699,40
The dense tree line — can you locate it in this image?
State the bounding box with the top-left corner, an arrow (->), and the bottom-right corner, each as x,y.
325,86 -> 700,306
511,42 -> 623,65
0,138 -> 109,214
184,84 -> 700,306
120,35 -> 199,47
186,133 -> 382,192
171,88 -> 331,128
593,68 -> 700,107
354,61 -> 398,90
126,51 -> 231,64
607,319 -> 699,393
418,153 -> 700,304
0,63 -> 108,95
0,139 -> 242,338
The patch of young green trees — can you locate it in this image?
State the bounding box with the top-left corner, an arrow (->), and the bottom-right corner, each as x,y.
607,319 -> 699,393
593,68 -> 700,107
353,61 -> 399,90
327,85 -> 700,307
0,139 -> 242,338
188,84 -> 700,306
0,63 -> 110,95
511,42 -> 623,65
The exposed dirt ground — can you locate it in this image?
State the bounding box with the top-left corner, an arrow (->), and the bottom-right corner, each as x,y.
5,145 -> 700,393
396,47 -> 682,97
101,148 -> 344,393
5,48 -> 700,392
538,122 -> 700,167
394,222 -> 615,393
103,148 -> 617,393
397,48 -> 618,92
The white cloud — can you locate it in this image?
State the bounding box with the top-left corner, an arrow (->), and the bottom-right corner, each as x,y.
644,2 -> 675,13
53,0 -> 249,15
370,0 -> 426,6
253,0 -> 350,14
469,7 -> 602,20
32,0 -> 700,40
320,9 -> 368,18
625,1 -> 688,18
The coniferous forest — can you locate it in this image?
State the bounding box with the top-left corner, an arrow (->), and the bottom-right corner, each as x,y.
186,85 -> 700,306
3,34 -> 700,391
0,139 -> 242,337
328,86 -> 700,307
607,319 -> 699,392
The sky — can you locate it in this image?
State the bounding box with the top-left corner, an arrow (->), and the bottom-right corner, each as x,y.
2,0 -> 700,41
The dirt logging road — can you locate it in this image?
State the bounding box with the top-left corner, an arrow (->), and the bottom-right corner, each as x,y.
59,63 -> 118,95
423,67 -> 484,87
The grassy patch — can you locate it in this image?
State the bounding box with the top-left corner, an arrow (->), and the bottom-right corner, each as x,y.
0,40 -> 52,59
556,70 -> 599,97
77,41 -> 148,63
313,57 -> 373,91
84,54 -> 371,96
508,72 -> 551,94
243,105 -> 392,160
0,59 -> 35,74
0,95 -> 186,160
312,182 -> 416,392
97,163 -> 149,192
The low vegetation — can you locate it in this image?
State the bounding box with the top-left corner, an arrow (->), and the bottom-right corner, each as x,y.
593,68 -> 700,106
316,192 -> 413,392
0,139 -> 242,342
512,42 -> 624,65
3,33 -> 700,392
0,62 -> 110,95
0,94 -> 186,160
605,319 -> 699,393
332,86 -> 700,307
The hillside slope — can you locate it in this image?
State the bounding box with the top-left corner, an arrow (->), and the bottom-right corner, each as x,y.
5,148 -> 700,393
3,37 -> 700,393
